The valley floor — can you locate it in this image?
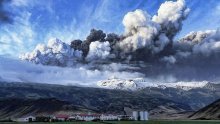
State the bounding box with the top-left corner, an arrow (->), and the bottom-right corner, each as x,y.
1,120 -> 220,124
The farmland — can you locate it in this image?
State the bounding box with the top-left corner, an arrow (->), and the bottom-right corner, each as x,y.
1,120 -> 220,124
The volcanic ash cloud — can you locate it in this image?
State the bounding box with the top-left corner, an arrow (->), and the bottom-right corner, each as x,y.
20,0 -> 220,68
19,38 -> 82,66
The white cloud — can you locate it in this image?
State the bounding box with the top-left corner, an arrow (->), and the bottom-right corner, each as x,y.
0,57 -> 143,86
0,11 -> 36,56
0,0 -> 57,57
11,0 -> 54,13
212,4 -> 220,16
43,19 -> 78,45
11,0 -> 29,7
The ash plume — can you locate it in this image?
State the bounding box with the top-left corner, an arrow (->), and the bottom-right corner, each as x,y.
20,38 -> 82,66
152,0 -> 190,40
22,0 -> 190,65
86,41 -> 111,61
116,0 -> 189,61
20,0 -> 220,82
174,29 -> 220,60
71,29 -> 107,58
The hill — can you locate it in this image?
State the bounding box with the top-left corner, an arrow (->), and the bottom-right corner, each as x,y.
189,99 -> 220,120
0,98 -> 78,119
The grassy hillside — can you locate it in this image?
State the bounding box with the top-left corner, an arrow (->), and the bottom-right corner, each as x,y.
189,99 -> 220,119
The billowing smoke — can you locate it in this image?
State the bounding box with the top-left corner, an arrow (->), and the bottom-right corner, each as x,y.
120,9 -> 160,53
20,38 -> 82,66
71,29 -> 107,58
120,0 -> 189,55
22,0 -> 190,65
19,0 -> 220,82
152,0 -> 190,39
180,30 -> 220,55
86,41 -> 111,61
0,0 -> 12,24
154,29 -> 220,66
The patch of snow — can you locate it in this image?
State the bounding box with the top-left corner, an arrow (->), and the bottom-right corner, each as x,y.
97,77 -> 209,91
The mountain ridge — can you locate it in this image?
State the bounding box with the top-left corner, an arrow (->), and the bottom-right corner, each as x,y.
97,78 -> 212,91
0,81 -> 219,119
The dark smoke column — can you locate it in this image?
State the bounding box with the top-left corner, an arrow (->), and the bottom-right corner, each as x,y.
71,29 -> 107,58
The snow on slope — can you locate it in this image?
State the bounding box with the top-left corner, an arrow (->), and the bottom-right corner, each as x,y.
97,77 -> 145,91
97,77 -> 209,91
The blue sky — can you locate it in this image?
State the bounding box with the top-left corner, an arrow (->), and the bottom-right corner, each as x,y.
1,0 -> 220,57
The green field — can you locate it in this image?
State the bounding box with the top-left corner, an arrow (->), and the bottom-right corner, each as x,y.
1,120 -> 220,124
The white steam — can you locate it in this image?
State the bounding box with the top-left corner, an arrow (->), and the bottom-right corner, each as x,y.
86,41 -> 111,61
121,9 -> 159,52
19,38 -> 82,66
120,0 -> 189,54
0,57 -> 143,85
152,0 -> 190,36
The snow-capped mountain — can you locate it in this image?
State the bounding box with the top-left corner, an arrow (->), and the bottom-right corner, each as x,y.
97,78 -> 145,91
97,77 -> 209,91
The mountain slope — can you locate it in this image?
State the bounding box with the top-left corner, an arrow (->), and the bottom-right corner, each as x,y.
0,97 -> 192,120
0,82 -> 219,119
0,82 -> 194,119
189,99 -> 220,120
0,98 -> 82,119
